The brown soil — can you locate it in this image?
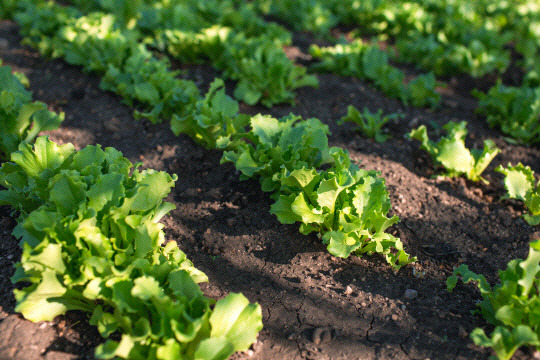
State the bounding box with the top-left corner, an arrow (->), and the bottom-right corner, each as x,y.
1,20 -> 540,360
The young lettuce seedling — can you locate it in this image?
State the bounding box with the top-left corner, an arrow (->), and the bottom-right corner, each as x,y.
339,105 -> 402,143
447,239 -> 540,360
409,121 -> 500,183
496,163 -> 540,226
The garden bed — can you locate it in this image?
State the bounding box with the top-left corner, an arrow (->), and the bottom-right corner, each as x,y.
1,19 -> 539,360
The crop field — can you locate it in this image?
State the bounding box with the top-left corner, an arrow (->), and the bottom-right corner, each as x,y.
0,1 -> 540,359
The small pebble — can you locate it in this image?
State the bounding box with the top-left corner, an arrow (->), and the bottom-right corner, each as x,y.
459,325 -> 468,339
253,340 -> 263,352
344,285 -> 353,295
408,117 -> 420,128
404,289 -> 418,300
311,327 -> 331,345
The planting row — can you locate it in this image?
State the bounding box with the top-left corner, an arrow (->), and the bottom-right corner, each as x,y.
0,63 -> 262,359
255,0 -> 540,144
5,0 -> 538,144
3,0 -> 317,108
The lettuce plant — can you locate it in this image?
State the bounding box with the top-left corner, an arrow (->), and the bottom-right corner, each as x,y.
222,115 -> 415,269
447,240 -> 540,360
309,41 -> 441,108
474,82 -> 540,145
68,0 -> 317,107
0,0 -> 17,19
221,113 -> 331,192
339,105 -> 402,143
496,163 -> 540,226
407,72 -> 441,108
0,136 -> 263,360
0,64 -> 64,160
270,148 -> 414,269
410,121 -> 500,183
171,78 -> 249,149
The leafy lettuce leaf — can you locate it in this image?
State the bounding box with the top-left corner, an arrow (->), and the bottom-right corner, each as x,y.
447,239 -> 540,360
496,163 -> 540,226
410,121 -> 500,183
0,65 -> 64,160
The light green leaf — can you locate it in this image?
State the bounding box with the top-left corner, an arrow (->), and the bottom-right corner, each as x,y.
436,137 -> 474,173
114,335 -> 135,359
291,193 -> 325,224
270,194 -> 301,224
496,163 -> 534,201
250,114 -> 282,145
49,172 -> 87,215
323,231 -> 362,258
233,150 -> 265,178
234,81 -> 261,105
134,82 -> 159,104
14,270 -> 68,322
280,168 -> 319,193
130,170 -> 175,212
316,177 -> 342,213
24,109 -> 64,143
90,306 -> 118,338
87,173 -> 125,212
11,136 -> 74,178
27,243 -> 66,274
168,269 -> 203,300
195,337 -> 235,360
209,293 -> 263,351
132,276 -> 163,301
517,244 -> 540,295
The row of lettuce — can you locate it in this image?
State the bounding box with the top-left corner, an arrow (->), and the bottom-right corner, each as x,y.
408,121 -> 540,358
0,63 -> 262,359
58,0 -> 540,144
2,0 -> 318,108
1,1 -> 540,359
3,0 -> 537,144
254,0 -> 540,145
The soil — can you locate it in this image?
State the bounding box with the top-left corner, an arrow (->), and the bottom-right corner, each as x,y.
1,19 -> 540,360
